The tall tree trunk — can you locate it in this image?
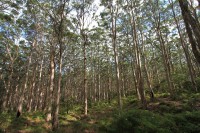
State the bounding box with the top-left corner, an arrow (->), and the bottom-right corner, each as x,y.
50,2 -> 66,129
179,0 -> 200,65
130,9 -> 147,108
83,40 -> 88,115
153,1 -> 174,95
5,63 -> 13,111
35,56 -> 44,111
93,65 -> 97,102
98,60 -> 101,102
126,23 -> 138,98
169,0 -> 197,91
52,45 -> 62,130
111,4 -> 122,109
28,64 -> 38,112
141,31 -> 154,101
46,47 -> 55,122
157,28 -> 174,95
4,42 -> 17,111
16,44 -> 33,118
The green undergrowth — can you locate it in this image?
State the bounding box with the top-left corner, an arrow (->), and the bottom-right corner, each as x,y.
100,93 -> 200,133
0,92 -> 200,133
0,111 -> 50,133
103,109 -> 200,133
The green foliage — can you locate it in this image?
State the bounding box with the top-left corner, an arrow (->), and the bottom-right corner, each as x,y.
0,112 -> 15,130
195,77 -> 200,90
105,110 -> 172,133
104,110 -> 200,133
0,13 -> 13,22
0,111 -> 48,132
1,93 -> 200,132
172,73 -> 186,88
72,120 -> 90,131
182,81 -> 193,91
168,111 -> 200,133
155,93 -> 170,98
61,98 -> 75,114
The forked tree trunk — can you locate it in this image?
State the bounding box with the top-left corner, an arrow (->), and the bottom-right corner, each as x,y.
130,7 -> 147,108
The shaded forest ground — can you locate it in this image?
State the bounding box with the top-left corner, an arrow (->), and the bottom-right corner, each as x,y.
0,92 -> 200,133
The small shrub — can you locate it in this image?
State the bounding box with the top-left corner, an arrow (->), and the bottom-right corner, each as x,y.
195,77 -> 200,90
182,81 -> 193,92
159,104 -> 171,113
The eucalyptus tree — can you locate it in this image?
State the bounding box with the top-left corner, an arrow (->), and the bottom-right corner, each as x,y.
178,0 -> 200,67
146,0 -> 175,95
50,1 -> 70,130
34,0 -> 72,130
87,28 -> 103,102
72,0 -> 97,115
100,0 -> 123,109
122,0 -> 148,107
115,8 -> 138,97
168,0 -> 197,91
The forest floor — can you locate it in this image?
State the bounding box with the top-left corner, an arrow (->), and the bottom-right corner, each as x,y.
0,92 -> 200,133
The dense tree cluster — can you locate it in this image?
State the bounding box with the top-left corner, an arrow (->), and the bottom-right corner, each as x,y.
0,0 -> 199,130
